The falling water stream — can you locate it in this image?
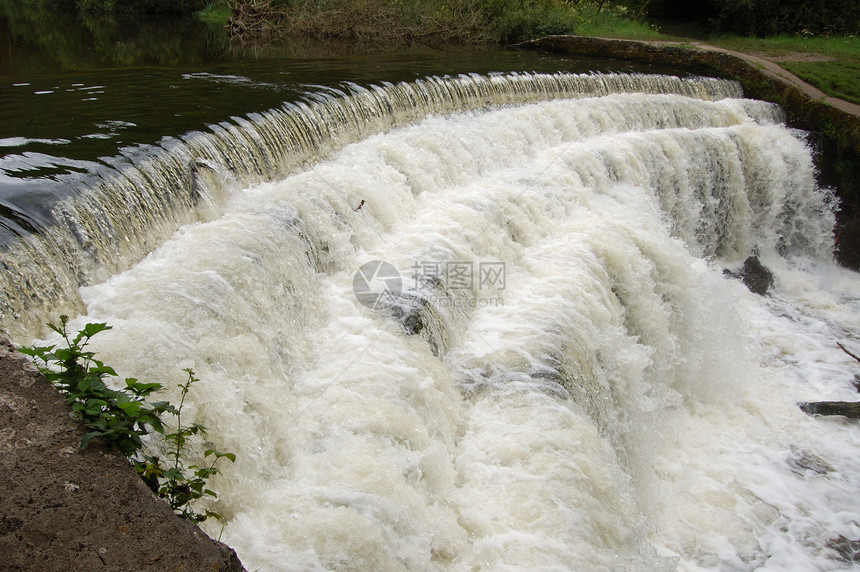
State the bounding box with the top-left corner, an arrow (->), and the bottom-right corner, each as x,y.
4,68 -> 860,570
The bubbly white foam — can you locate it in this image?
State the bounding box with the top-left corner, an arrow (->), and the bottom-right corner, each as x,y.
44,89 -> 860,571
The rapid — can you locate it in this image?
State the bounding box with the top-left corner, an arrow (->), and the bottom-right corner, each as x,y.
8,72 -> 860,571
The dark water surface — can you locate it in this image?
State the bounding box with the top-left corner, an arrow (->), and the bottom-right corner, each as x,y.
0,1 -> 689,239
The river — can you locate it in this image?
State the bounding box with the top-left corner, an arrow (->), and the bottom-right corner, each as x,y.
2,5 -> 860,571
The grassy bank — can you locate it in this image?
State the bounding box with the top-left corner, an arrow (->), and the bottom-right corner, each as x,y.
204,0 -> 858,104
572,2 -> 664,40
702,35 -> 860,105
219,0 -> 659,45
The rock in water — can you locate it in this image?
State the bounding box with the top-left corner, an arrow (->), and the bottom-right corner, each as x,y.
799,401 -> 860,418
724,255 -> 774,295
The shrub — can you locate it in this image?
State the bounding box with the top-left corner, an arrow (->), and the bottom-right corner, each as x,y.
20,316 -> 234,524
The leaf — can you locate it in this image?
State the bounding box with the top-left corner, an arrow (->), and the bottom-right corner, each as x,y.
205,449 -> 236,463
48,317 -> 68,337
53,348 -> 75,363
164,432 -> 186,448
187,422 -> 208,434
117,401 -> 142,416
85,401 -> 107,416
18,344 -> 54,359
126,380 -> 163,395
149,401 -> 176,415
90,364 -> 118,377
79,322 -> 111,339
80,430 -> 102,450
163,467 -> 184,481
143,415 -> 166,434
116,437 -> 142,456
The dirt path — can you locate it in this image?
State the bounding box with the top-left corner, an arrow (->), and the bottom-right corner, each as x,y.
682,40 -> 860,116
522,36 -> 859,116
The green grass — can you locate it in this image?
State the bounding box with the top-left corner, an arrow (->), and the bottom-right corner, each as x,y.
706,34 -> 859,59
781,59 -> 860,105
573,2 -> 666,40
196,0 -> 231,25
703,35 -> 860,104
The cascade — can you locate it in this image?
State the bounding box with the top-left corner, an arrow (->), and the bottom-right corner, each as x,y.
8,72 -> 860,571
1,72 -> 744,339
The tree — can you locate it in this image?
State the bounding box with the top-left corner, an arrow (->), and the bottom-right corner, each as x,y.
643,0 -> 859,36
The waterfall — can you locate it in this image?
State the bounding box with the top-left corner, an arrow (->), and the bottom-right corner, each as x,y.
13,72 -> 860,571
1,72 -> 746,339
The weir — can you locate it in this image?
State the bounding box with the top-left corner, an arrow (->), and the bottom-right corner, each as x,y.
5,72 -> 860,570
1,72 -> 743,340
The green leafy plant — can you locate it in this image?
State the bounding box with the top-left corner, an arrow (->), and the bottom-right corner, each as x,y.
19,316 -> 234,525
136,369 -> 236,523
18,316 -> 171,454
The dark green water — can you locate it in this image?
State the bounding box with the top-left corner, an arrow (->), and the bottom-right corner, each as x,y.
0,1 -> 686,238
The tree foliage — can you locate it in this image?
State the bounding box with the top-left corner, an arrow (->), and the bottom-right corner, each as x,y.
227,0 -> 580,44
20,0 -> 206,14
645,0 -> 859,36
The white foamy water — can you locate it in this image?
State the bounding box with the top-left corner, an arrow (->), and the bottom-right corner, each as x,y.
31,77 -> 860,570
